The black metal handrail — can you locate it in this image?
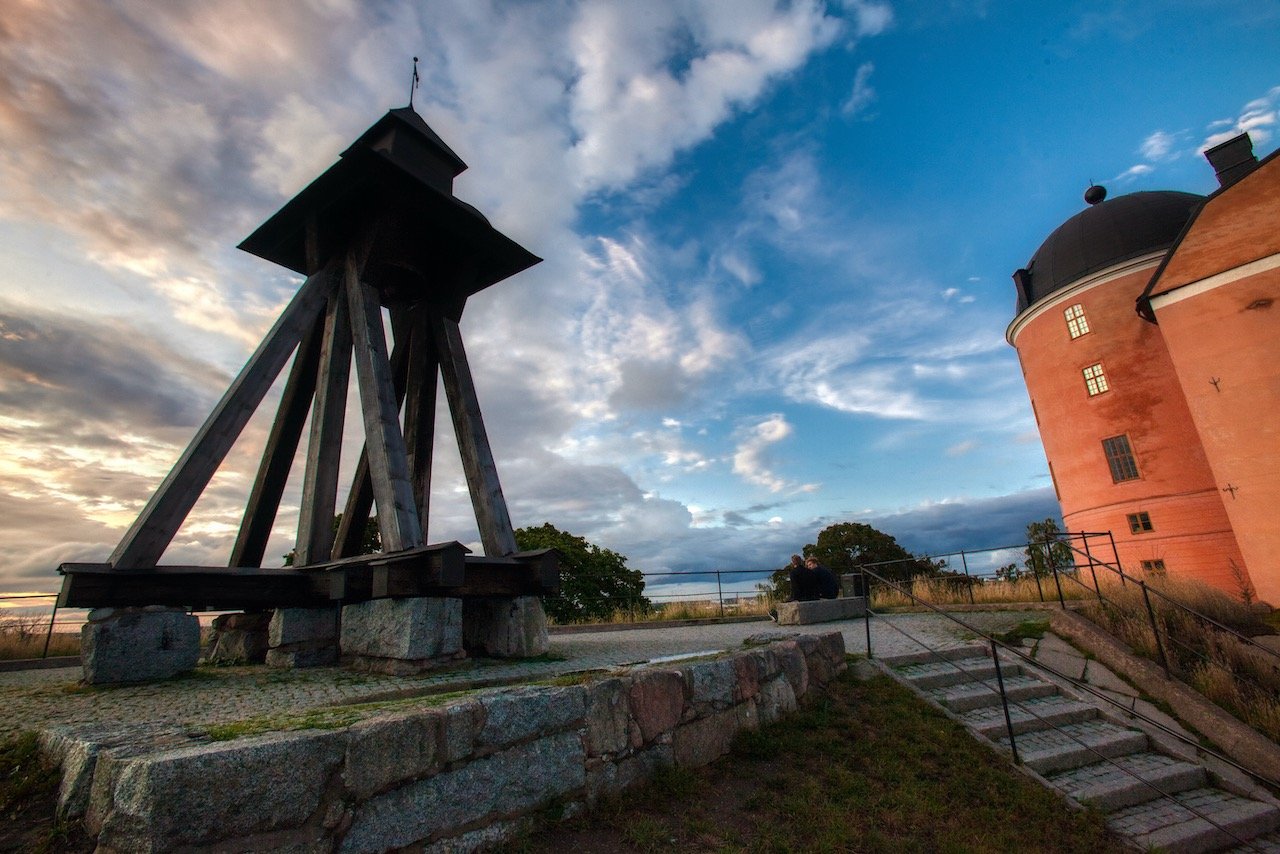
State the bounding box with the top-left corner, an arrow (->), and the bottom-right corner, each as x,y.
859,566 -> 1276,850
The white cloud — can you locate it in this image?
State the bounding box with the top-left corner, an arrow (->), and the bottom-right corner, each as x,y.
945,439 -> 979,457
732,413 -> 795,492
842,61 -> 876,117
842,0 -> 894,36
1139,129 -> 1177,161
566,1 -> 843,190
1113,163 -> 1154,182
1199,85 -> 1280,151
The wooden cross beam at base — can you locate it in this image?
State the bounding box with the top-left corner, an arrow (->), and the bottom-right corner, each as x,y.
57,546 -> 559,611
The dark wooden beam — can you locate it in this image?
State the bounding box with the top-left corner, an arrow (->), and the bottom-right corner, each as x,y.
295,290 -> 353,564
332,308 -> 414,560
402,305 -> 438,539
433,312 -> 517,556
229,307 -> 325,568
346,255 -> 422,552
57,541 -> 553,610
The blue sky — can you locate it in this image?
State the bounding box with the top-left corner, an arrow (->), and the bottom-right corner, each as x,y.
1,0 -> 1277,605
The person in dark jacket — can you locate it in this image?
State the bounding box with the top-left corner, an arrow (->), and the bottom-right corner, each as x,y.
790,556 -> 839,601
805,557 -> 840,600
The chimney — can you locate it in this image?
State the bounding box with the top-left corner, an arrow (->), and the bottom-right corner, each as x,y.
1204,133 -> 1258,188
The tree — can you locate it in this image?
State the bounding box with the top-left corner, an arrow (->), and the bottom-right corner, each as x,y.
515,523 -> 650,623
806,522 -> 942,583
1022,518 -> 1073,578
761,521 -> 943,599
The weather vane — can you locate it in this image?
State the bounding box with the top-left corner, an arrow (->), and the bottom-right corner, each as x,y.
409,56 -> 421,108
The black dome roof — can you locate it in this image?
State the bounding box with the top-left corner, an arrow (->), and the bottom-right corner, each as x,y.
1014,190 -> 1203,312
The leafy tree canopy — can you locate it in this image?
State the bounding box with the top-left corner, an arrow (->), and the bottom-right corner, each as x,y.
806,521 -> 942,582
1021,518 -> 1073,579
762,521 -> 943,599
515,523 -> 650,624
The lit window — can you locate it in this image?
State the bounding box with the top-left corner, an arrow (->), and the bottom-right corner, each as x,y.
1102,435 -> 1140,482
1140,559 -> 1166,576
1065,304 -> 1090,339
1083,363 -> 1109,396
1127,512 -> 1153,534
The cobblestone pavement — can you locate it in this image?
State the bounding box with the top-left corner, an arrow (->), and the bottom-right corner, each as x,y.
4,611 -> 1040,739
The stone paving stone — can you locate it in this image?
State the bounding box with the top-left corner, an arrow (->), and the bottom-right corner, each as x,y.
2,611 -> 1041,739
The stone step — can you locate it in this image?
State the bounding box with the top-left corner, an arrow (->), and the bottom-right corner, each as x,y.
876,644 -> 989,668
929,673 -> 1058,713
892,656 -> 1023,690
1046,752 -> 1206,812
1107,787 -> 1280,854
1000,720 -> 1150,775
1224,827 -> 1280,853
961,694 -> 1097,738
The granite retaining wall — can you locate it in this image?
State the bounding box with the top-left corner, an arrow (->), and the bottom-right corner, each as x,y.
38,631 -> 846,853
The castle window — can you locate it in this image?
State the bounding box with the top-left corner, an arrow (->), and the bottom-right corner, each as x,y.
1127,512 -> 1153,534
1065,304 -> 1090,338
1140,559 -> 1166,576
1102,435 -> 1140,482
1083,363 -> 1109,396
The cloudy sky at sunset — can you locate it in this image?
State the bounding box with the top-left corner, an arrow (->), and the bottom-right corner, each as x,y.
1,0 -> 1277,606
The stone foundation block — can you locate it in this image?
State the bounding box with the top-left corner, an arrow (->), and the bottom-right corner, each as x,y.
342,730 -> 585,853
344,710 -> 442,800
267,607 -> 339,669
478,685 -> 586,749
340,598 -> 462,667
90,729 -> 346,851
80,608 -> 199,685
776,596 -> 866,625
673,708 -> 739,768
627,669 -> 686,743
204,611 -> 270,664
584,678 -> 631,756
462,596 -> 549,657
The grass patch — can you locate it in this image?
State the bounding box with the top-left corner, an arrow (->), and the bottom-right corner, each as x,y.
994,618 -> 1050,646
201,688 -> 481,741
507,670 -> 1128,853
0,732 -> 91,853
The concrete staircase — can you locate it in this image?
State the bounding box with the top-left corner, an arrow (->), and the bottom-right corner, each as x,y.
878,644 -> 1280,853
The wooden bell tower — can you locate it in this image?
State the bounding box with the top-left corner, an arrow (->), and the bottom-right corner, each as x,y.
59,106 -> 558,613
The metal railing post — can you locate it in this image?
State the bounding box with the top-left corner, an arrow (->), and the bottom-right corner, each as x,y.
960,550 -> 975,605
42,601 -> 59,659
1082,534 -> 1102,602
1049,540 -> 1066,608
716,570 -> 724,618
1139,580 -> 1172,677
863,577 -> 874,659
991,638 -> 1020,764
1108,531 -> 1125,587
1032,543 -> 1045,602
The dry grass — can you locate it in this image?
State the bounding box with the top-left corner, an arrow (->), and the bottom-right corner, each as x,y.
1079,575 -> 1280,742
871,573 -> 1093,609
0,618 -> 79,661
571,597 -> 775,625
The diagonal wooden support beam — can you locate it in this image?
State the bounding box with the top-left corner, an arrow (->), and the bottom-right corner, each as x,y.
229,306 -> 326,568
432,312 -> 517,556
110,268 -> 339,569
345,251 -> 423,552
332,309 -> 413,559
294,289 -> 353,565
403,304 -> 438,540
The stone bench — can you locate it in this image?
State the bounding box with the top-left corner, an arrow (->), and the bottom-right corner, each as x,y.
776,596 -> 867,625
